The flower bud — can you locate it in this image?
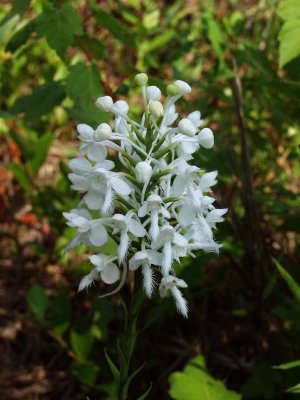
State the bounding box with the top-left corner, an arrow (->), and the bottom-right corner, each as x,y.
135,73 -> 148,86
178,118 -> 197,137
198,128 -> 214,148
146,86 -> 161,101
94,123 -> 112,141
174,80 -> 191,95
77,123 -> 94,141
112,100 -> 129,115
135,161 -> 153,183
166,84 -> 179,96
95,96 -> 113,112
149,101 -> 164,119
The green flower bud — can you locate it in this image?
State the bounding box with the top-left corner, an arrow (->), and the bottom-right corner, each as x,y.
166,84 -> 179,96
149,101 -> 164,119
135,73 -> 148,86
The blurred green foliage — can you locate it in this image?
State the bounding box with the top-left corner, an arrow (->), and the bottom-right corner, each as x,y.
1,0 -> 300,399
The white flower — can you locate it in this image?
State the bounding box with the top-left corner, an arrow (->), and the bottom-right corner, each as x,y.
149,101 -> 164,119
95,96 -> 114,112
159,275 -> 188,317
135,161 -> 153,183
146,86 -> 161,101
110,212 -> 146,263
78,254 -> 120,291
174,80 -> 191,95
65,73 -> 226,317
178,118 -> 197,137
129,250 -> 161,297
63,209 -> 108,248
198,128 -> 214,149
94,123 -> 112,141
152,224 -> 188,275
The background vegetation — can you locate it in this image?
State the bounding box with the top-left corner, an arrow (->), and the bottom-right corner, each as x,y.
0,0 -> 299,399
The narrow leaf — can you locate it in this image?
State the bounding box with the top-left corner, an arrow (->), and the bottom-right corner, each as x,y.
104,348 -> 120,384
274,360 -> 300,370
273,258 -> 300,302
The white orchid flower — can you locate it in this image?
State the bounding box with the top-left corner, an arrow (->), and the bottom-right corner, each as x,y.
159,275 -> 188,317
129,250 -> 162,297
78,254 -> 120,291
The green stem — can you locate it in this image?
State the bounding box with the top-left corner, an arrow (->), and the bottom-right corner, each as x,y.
117,284 -> 145,400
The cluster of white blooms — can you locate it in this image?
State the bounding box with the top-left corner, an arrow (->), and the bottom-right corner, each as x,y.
64,73 -> 227,317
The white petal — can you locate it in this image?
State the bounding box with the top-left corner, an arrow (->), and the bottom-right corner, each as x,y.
84,191 -> 103,210
181,141 -> 198,154
128,219 -> 147,237
77,123 -> 94,142
146,250 -> 162,266
199,171 -> 218,190
111,176 -> 131,195
89,254 -> 104,269
95,160 -> 115,171
68,157 -> 92,175
78,268 -> 99,291
206,208 -> 228,223
89,222 -> 108,246
101,264 -> 120,284
177,206 -> 195,226
138,203 -> 147,218
68,173 -> 89,191
142,265 -> 154,297
172,175 -> 186,196
188,111 -> 201,127
173,232 -> 188,247
87,143 -> 107,162
170,287 -> 188,317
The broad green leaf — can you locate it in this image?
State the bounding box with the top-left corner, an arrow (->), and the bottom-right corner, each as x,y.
71,360 -> 99,386
274,360 -> 300,370
89,1 -> 135,47
29,132 -> 54,174
277,0 -> 300,67
274,258 -> 300,302
169,355 -> 241,400
70,318 -> 94,359
11,0 -> 31,16
47,293 -> 71,336
6,163 -> 32,192
36,3 -> 83,58
6,19 -> 35,52
27,284 -> 48,321
65,62 -> 102,106
10,82 -> 65,120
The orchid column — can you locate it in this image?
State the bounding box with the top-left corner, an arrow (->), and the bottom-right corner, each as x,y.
64,73 -> 226,398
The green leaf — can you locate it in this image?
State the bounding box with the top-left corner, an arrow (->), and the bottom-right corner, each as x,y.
36,3 -> 83,58
6,19 -> 35,52
136,383 -> 152,400
11,0 -> 31,16
29,132 -> 54,174
71,360 -> 99,386
6,163 -> 32,192
274,360 -> 300,370
287,383 -> 300,393
203,12 -> 226,69
48,293 -> 71,336
273,258 -> 300,302
66,62 -> 102,106
27,284 -> 48,321
169,355 -> 241,400
104,348 -> 120,385
89,1 -> 135,47
70,318 -> 94,359
10,82 -> 65,120
277,0 -> 300,67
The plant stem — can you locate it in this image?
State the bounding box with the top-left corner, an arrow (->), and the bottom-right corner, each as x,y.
117,283 -> 145,400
